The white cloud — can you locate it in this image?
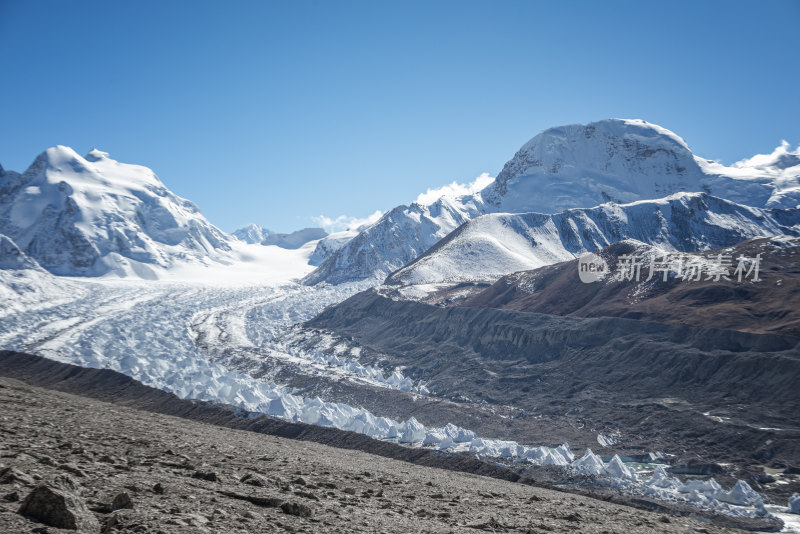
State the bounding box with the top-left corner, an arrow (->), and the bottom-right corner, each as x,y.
734,140 -> 799,170
310,173 -> 494,234
414,173 -> 494,205
311,210 -> 383,233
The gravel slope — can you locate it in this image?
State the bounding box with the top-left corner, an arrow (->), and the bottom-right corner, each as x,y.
0,376 -> 747,534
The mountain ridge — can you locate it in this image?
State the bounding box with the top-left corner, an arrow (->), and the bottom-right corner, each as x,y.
384,192 -> 800,288
3,120 -> 798,284
305,119 -> 800,286
454,236 -> 800,337
232,223 -> 272,244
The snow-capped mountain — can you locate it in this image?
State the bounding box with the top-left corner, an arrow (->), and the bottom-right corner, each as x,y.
481,119 -> 800,213
307,212 -> 388,266
232,223 -> 272,244
4,120 -> 798,285
262,227 -> 327,249
385,193 -> 800,287
302,194 -> 485,284
232,224 -> 349,265
0,146 -> 235,278
305,119 -> 800,285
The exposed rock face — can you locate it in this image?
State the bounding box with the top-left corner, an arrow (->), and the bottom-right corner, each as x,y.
111,492 -> 133,511
17,484 -> 100,532
240,472 -> 271,487
280,501 -> 312,517
303,288 -> 800,481
308,290 -> 800,415
0,467 -> 35,486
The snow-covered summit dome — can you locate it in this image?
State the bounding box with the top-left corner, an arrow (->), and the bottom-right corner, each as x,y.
0,146 -> 233,277
482,119 -> 703,213
496,119 -> 694,180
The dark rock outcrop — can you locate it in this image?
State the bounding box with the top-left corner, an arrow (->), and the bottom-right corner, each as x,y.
17,484 -> 100,532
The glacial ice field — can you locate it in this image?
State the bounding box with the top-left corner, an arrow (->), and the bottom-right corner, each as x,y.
0,272 -> 793,520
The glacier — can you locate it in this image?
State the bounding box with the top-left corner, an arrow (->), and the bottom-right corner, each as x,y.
0,264 -> 771,519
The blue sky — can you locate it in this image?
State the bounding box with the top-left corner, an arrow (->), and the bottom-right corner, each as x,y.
1,1 -> 798,233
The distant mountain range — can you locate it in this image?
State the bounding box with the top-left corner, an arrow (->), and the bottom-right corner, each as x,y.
2,119 -> 798,285
232,224 -> 330,250
231,223 -> 272,244
305,119 -> 800,286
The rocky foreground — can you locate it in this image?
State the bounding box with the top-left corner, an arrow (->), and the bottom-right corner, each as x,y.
0,376 -> 745,534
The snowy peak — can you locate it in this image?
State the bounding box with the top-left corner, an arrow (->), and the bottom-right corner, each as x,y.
307,119 -> 800,286
0,146 -> 233,278
482,119 -> 703,213
483,119 -> 800,214
302,192 -> 484,285
23,145 -> 164,191
232,223 -> 272,244
498,119 -> 694,182
262,227 -> 327,249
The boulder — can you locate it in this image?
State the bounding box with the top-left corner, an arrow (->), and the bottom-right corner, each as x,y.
280,501 -> 312,517
18,484 -> 100,532
111,492 -> 133,511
